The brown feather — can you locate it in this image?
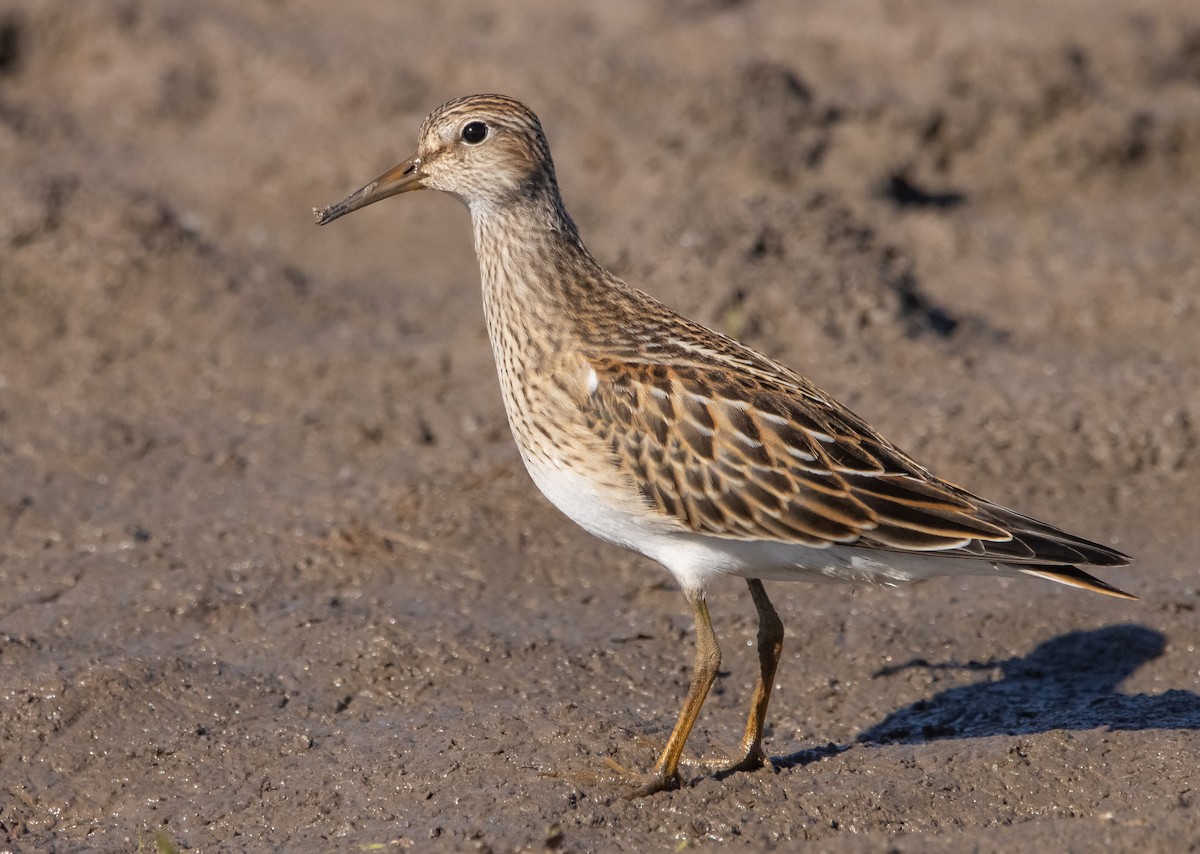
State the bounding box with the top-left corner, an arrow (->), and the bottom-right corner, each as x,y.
582,354 -> 1131,596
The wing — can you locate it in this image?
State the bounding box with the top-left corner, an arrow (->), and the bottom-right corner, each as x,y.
580,354 -> 1131,573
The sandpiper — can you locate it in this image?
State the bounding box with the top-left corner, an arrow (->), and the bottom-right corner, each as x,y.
314,94 -> 1132,796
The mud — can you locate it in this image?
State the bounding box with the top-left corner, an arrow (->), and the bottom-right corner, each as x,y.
3,1 -> 1200,850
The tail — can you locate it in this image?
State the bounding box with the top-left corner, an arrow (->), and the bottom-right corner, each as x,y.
1017,564 -> 1137,600
964,497 -> 1135,599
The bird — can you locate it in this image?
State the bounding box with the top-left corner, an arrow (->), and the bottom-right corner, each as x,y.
313,94 -> 1132,796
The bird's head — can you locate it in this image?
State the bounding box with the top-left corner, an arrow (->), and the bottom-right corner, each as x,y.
314,94 -> 559,225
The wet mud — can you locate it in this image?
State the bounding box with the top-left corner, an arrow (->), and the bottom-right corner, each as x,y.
3,1 -> 1200,850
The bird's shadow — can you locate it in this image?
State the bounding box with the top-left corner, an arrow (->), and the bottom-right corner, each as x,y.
775,624 -> 1200,768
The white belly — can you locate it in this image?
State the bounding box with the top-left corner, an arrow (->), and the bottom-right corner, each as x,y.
521,451 -> 676,555
519,449 -> 1010,596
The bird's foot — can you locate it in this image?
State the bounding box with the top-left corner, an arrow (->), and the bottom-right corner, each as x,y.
603,757 -> 682,798
712,745 -> 774,779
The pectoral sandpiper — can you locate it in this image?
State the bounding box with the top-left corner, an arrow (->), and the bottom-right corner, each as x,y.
314,94 -> 1132,796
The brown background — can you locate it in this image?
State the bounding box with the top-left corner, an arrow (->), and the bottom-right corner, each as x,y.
3,0 -> 1199,850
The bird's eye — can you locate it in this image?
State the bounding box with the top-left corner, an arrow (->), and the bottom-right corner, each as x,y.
461,121 -> 489,144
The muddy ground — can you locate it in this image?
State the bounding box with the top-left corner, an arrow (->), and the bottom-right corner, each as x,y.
3,1 -> 1200,851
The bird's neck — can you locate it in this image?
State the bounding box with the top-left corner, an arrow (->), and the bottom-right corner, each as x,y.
468,188 -> 582,269
470,194 -> 607,330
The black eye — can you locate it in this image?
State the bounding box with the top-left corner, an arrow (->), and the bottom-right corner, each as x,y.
461,121 -> 488,144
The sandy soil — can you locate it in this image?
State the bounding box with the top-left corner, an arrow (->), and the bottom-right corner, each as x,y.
3,1 -> 1200,850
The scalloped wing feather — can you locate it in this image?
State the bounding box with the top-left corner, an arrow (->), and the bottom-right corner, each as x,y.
581,355 -> 1130,577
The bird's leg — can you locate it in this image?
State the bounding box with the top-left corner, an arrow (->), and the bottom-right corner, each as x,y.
722,578 -> 783,774
626,590 -> 721,797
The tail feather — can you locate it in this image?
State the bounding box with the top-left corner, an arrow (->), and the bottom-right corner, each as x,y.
972,500 -> 1132,568
1016,564 -> 1137,600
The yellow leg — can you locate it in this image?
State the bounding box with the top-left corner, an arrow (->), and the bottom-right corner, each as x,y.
725,578 -> 783,773
627,591 -> 721,797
